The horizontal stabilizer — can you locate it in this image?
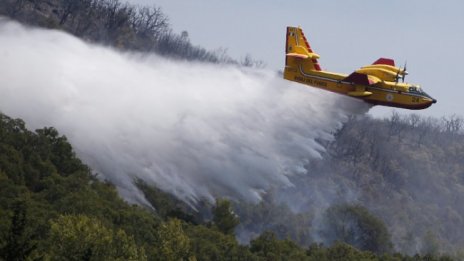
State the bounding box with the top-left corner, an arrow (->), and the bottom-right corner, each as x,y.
343,72 -> 372,85
286,52 -> 320,60
286,46 -> 320,60
286,53 -> 309,59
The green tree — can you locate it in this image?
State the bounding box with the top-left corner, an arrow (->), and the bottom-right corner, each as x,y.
212,199 -> 239,235
47,214 -> 146,260
320,204 -> 392,254
0,199 -> 36,261
185,224 -> 256,261
156,218 -> 192,261
250,231 -> 309,261
324,242 -> 377,261
421,230 -> 441,256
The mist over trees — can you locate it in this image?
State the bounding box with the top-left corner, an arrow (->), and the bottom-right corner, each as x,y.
0,112 -> 458,260
240,112 -> 464,256
324,113 -> 464,255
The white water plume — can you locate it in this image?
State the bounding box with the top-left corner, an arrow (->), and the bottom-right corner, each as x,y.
0,18 -> 370,206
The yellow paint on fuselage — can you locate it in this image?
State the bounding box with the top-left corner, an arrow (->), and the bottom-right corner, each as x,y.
283,26 -> 436,110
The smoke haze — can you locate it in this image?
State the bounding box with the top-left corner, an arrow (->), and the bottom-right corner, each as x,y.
0,18 -> 369,206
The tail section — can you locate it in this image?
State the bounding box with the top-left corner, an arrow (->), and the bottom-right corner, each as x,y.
284,26 -> 321,78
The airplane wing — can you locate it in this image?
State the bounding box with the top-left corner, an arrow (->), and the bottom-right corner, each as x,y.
343,72 -> 372,85
343,72 -> 373,97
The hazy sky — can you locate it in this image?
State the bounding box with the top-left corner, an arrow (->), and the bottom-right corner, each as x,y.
126,0 -> 464,118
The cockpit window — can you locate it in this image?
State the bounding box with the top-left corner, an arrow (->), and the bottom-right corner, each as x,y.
421,90 -> 433,99
409,85 -> 432,99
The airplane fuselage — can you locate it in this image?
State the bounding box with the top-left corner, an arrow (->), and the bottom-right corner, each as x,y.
284,65 -> 436,110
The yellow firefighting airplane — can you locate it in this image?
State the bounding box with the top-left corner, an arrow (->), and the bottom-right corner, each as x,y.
283,26 -> 436,109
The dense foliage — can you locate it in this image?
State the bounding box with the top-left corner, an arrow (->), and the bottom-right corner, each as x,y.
0,113 -> 457,260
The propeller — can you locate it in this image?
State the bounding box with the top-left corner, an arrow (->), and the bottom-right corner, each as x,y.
401,61 -> 408,82
395,61 -> 409,83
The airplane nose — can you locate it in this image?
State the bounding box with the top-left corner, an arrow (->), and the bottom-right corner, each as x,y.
432,99 -> 437,104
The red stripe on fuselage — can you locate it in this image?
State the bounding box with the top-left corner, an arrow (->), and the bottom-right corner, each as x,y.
365,99 -> 433,110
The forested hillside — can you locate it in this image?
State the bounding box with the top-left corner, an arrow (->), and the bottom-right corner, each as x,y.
234,113 -> 464,257
0,113 -> 455,260
321,113 -> 464,255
